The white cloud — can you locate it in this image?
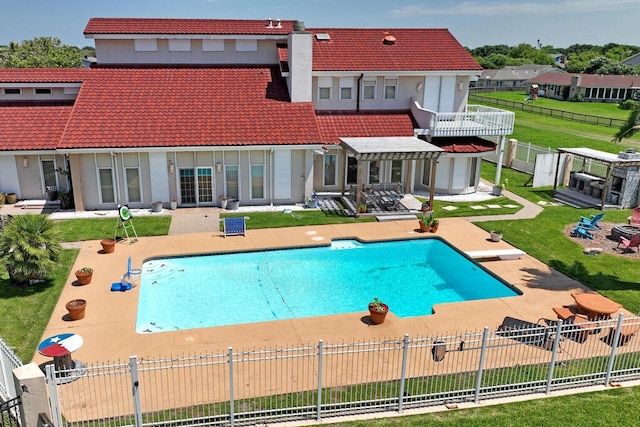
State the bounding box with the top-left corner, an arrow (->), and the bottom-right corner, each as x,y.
391,0 -> 638,17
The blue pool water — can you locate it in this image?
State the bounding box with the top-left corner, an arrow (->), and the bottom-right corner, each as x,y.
136,238 -> 520,333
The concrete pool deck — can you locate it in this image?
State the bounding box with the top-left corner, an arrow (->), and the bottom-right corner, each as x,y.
31,217 -> 628,367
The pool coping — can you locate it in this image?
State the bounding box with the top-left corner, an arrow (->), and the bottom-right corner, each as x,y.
33,218 -> 612,366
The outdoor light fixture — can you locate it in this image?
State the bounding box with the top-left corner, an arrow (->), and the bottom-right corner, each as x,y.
168,161 -> 175,174
458,81 -> 464,90
416,82 -> 423,92
216,162 -> 222,173
22,157 -> 29,168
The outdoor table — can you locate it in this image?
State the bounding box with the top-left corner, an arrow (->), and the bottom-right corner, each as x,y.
37,333 -> 83,373
571,293 -> 621,320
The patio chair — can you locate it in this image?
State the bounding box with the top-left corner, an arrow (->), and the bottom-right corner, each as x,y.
578,213 -> 605,230
496,316 -> 559,351
223,217 -> 246,237
571,224 -> 594,239
604,319 -> 640,347
617,233 -> 640,253
628,207 -> 640,226
551,306 -> 590,343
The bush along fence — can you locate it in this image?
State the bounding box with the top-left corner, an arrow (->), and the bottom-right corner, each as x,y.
2,314 -> 629,426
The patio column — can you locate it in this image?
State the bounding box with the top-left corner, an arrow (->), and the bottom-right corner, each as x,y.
429,157 -> 437,209
493,135 -> 506,193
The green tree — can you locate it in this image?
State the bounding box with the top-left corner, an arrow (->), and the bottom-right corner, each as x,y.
0,215 -> 62,285
613,104 -> 640,142
1,37 -> 82,68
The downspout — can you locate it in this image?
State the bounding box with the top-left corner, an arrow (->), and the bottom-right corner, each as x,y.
356,73 -> 363,112
110,151 -> 121,205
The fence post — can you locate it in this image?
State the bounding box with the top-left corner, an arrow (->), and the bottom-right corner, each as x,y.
228,347 -> 235,427
397,334 -> 409,412
129,355 -> 143,427
474,327 -> 489,404
545,319 -> 563,394
45,365 -> 63,427
316,340 -> 323,422
605,314 -> 624,386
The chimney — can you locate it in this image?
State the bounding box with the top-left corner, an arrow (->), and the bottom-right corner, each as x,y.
288,22 -> 312,102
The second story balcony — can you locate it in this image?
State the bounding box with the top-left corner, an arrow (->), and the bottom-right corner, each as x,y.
411,99 -> 515,138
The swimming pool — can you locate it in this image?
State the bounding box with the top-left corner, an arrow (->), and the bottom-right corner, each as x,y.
136,238 -> 520,333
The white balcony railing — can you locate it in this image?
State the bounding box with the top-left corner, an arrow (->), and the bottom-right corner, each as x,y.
411,100 -> 515,138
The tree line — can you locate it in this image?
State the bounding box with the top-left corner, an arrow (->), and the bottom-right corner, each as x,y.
468,42 -> 640,75
0,37 -> 94,68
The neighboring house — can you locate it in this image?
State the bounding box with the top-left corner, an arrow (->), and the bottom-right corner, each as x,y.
474,65 -> 558,89
0,18 -> 514,211
549,53 -> 567,68
622,52 -> 640,66
527,72 -> 640,102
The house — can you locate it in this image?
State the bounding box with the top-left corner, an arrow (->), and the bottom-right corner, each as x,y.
527,72 -> 640,102
622,52 -> 640,67
0,18 -> 514,211
474,65 -> 559,89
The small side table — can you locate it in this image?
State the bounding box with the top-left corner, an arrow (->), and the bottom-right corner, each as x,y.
38,333 -> 83,374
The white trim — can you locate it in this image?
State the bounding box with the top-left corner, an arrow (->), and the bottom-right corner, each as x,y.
235,39 -> 257,52
89,34 -> 287,40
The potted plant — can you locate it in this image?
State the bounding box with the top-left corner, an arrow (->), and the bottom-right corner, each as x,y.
100,238 -> 116,254
0,193 -> 5,205
65,299 -> 87,320
74,267 -> 93,285
219,195 -> 231,209
429,217 -> 440,233
358,203 -> 368,213
418,214 -> 432,232
170,198 -> 178,210
368,297 -> 389,324
489,229 -> 503,242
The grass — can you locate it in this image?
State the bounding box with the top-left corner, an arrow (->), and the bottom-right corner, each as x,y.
220,209 -> 376,229
53,215 -> 171,241
0,249 -> 78,362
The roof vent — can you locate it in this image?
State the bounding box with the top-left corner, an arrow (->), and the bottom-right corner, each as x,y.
293,20 -> 305,31
382,32 -> 396,45
275,19 -> 282,28
266,18 -> 273,28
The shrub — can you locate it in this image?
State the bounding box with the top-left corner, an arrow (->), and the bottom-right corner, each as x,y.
0,215 -> 62,285
618,99 -> 638,110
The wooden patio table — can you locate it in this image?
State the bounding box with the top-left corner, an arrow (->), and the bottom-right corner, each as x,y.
571,293 -> 621,320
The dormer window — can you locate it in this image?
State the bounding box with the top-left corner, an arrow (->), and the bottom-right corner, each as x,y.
235,39 -> 257,52
362,79 -> 376,100
318,76 -> 332,100
339,77 -> 353,100
134,39 -> 158,52
384,78 -> 398,100
168,39 -> 191,52
34,88 -> 52,95
3,88 -> 21,95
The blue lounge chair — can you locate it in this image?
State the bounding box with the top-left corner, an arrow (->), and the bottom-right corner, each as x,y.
571,224 -> 594,239
223,217 -> 246,237
579,213 -> 604,230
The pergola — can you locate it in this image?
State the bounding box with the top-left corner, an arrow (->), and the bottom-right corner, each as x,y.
554,147 -> 640,209
339,137 -> 445,210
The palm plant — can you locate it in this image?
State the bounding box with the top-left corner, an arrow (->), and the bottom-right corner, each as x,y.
0,214 -> 62,285
613,103 -> 640,142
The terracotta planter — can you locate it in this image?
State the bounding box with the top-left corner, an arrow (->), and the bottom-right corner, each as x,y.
368,304 -> 389,325
66,299 -> 86,320
100,238 -> 116,254
74,270 -> 93,285
419,220 -> 430,233
430,223 -> 439,233
5,193 -> 16,204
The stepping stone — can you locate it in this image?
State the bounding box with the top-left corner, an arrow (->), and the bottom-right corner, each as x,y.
441,205 -> 458,211
470,205 -> 486,210
503,204 -> 519,208
537,201 -> 549,205
486,204 -> 502,209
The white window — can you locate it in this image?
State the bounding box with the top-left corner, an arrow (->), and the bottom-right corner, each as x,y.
362,79 -> 376,100
202,39 -> 225,52
134,39 -> 158,52
225,165 -> 239,199
168,39 -> 191,52
98,168 -> 115,204
125,168 -> 141,203
34,88 -> 52,95
3,88 -> 20,95
318,76 -> 332,100
41,159 -> 57,189
323,154 -> 337,186
384,78 -> 398,100
339,77 -> 353,100
235,39 -> 257,52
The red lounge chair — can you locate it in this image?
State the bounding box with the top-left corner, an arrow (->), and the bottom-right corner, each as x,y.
628,207 -> 640,226
617,233 -> 640,254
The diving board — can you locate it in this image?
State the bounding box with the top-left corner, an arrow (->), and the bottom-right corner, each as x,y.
465,249 -> 526,260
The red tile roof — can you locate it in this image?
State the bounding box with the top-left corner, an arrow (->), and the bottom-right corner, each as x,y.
529,72 -> 640,88
59,67 -> 321,149
0,68 -> 88,83
429,136 -> 496,154
84,18 -> 295,36
0,106 -> 72,151
308,28 -> 481,72
316,112 -> 416,144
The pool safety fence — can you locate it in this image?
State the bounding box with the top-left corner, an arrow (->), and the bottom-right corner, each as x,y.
0,337 -> 23,400
35,314 -> 640,426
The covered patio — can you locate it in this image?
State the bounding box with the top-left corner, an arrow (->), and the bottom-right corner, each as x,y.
338,136 -> 444,216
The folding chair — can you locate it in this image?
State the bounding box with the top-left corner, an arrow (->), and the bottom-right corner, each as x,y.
223,217 -> 246,237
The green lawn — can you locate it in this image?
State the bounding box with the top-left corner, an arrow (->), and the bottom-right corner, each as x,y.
53,215 -> 171,241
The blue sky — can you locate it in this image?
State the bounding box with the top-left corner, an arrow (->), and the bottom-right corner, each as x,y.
1,0 -> 638,49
